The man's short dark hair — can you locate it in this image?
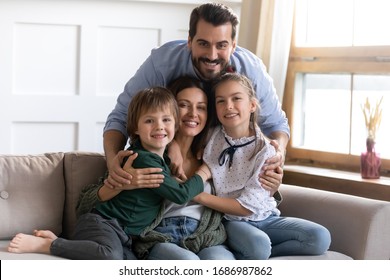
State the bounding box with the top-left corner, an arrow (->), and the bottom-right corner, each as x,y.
189,3 -> 239,40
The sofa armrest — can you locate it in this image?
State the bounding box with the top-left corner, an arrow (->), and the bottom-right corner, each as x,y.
279,184 -> 390,260
62,152 -> 107,238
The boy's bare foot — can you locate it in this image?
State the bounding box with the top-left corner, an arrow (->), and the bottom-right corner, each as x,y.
7,233 -> 54,254
34,229 -> 58,240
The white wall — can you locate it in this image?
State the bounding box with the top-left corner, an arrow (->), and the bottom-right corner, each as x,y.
0,0 -> 241,154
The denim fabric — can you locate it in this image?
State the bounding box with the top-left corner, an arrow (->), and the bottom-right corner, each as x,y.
149,216 -> 235,260
50,213 -> 136,260
224,215 -> 331,260
148,242 -> 235,260
154,216 -> 199,245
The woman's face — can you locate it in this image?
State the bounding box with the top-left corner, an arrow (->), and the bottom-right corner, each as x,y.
176,87 -> 208,137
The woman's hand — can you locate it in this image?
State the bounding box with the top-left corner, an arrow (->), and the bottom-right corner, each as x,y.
167,140 -> 187,181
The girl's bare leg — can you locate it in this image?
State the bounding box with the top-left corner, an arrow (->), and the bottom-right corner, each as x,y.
7,230 -> 57,254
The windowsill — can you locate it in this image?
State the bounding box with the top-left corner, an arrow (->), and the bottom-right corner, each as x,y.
283,164 -> 390,202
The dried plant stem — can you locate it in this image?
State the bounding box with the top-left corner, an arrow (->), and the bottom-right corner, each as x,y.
361,96 -> 383,140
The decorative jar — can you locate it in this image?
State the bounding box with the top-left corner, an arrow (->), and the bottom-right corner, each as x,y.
361,137 -> 381,179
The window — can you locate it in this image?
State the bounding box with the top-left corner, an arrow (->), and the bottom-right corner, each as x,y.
284,0 -> 390,173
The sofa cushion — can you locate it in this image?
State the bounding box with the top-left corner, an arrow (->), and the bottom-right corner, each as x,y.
0,240 -> 66,260
279,184 -> 390,260
270,250 -> 352,260
0,153 -> 65,239
62,152 -> 107,238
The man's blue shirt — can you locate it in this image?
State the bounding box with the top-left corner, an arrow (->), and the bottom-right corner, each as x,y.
104,40 -> 290,139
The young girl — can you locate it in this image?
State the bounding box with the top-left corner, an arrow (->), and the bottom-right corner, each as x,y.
194,73 -> 331,259
7,87 -> 210,259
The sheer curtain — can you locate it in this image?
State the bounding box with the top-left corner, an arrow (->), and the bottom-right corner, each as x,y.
238,0 -> 295,101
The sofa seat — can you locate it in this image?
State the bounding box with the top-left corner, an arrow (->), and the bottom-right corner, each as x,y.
0,240 -> 351,260
1,152 -> 389,260
0,241 -> 65,260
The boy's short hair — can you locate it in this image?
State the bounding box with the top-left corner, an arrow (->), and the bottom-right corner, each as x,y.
126,87 -> 179,144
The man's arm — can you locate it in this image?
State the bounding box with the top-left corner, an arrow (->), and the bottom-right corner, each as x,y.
103,130 -> 165,189
260,131 -> 289,195
103,130 -> 133,188
104,130 -> 127,165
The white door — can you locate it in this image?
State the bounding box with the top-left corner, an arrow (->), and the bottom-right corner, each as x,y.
0,0 -> 241,155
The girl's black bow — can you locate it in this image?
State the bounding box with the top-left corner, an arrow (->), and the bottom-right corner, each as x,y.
218,137 -> 255,169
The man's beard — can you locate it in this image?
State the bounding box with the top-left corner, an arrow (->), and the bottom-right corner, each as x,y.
193,57 -> 227,81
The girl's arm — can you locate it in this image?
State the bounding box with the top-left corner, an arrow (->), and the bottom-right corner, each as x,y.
193,192 -> 252,217
97,184 -> 122,201
192,164 -> 252,216
76,171 -> 123,217
143,154 -> 205,205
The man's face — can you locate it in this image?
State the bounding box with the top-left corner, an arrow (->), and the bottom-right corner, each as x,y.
188,19 -> 236,80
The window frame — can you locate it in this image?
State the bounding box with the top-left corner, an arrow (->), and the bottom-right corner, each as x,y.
283,19 -> 390,174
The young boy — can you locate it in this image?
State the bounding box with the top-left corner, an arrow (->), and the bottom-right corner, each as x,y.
8,87 -> 210,259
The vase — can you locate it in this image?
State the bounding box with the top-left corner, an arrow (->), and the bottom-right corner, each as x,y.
360,137 -> 381,179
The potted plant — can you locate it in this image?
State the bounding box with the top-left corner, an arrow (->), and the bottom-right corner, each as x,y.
360,96 -> 383,179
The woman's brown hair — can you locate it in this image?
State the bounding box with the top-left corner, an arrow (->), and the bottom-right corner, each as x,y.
168,76 -> 212,157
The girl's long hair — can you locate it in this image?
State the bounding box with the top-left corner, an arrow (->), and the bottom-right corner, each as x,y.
211,73 -> 266,159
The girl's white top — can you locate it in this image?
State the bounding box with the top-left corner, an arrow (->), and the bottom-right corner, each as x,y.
203,126 -> 280,221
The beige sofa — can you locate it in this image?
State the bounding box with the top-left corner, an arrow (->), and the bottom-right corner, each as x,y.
1,152 -> 389,260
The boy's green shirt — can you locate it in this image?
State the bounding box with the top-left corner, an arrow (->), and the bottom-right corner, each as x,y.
95,140 -> 204,235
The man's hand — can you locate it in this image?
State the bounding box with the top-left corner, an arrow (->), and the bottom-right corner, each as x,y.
263,139 -> 285,171
259,140 -> 285,196
121,152 -> 164,189
105,150 -> 134,188
260,166 -> 283,196
105,150 -> 164,190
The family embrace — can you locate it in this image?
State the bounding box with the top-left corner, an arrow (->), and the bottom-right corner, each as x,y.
8,3 -> 330,260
